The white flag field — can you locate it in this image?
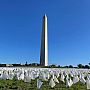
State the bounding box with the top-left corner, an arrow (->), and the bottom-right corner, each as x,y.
0,67 -> 90,89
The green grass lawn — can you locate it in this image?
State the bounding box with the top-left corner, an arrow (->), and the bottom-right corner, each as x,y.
0,77 -> 87,90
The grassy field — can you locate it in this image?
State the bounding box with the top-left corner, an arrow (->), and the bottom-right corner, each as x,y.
0,76 -> 87,90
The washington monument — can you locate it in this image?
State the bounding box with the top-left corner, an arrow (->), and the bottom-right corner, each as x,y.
40,14 -> 48,66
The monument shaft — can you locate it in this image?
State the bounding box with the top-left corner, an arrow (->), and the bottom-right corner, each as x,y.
40,14 -> 48,66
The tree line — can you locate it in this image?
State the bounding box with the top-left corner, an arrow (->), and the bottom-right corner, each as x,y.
0,62 -> 90,69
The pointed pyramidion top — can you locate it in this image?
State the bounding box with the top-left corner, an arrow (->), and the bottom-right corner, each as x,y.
43,14 -> 47,18
44,14 -> 47,17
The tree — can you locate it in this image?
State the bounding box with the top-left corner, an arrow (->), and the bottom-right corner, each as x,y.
50,64 -> 57,68
58,65 -> 61,68
77,64 -> 84,68
84,65 -> 89,69
69,65 -> 73,68
64,66 -> 68,68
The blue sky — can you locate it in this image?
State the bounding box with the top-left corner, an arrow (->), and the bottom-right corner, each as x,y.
0,0 -> 90,66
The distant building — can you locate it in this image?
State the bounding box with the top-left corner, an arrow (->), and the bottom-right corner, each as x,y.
6,64 -> 13,67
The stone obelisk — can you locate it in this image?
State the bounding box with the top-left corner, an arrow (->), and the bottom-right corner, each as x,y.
40,14 -> 48,66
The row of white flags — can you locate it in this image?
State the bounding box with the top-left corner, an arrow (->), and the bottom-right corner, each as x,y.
0,67 -> 90,89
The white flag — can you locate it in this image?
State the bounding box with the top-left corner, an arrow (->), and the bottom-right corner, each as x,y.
49,78 -> 56,88
54,76 -> 59,83
86,77 -> 90,89
73,75 -> 79,84
37,79 -> 43,89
